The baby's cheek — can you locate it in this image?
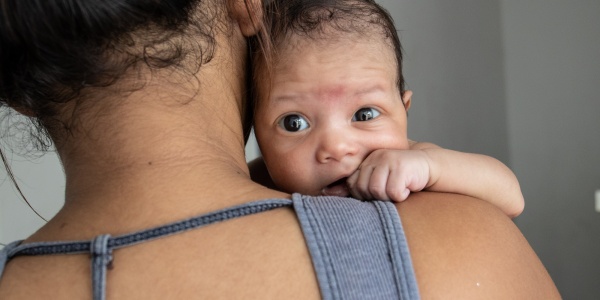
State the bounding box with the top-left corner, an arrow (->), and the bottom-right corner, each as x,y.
268,160 -> 302,190
263,144 -> 318,194
272,167 -> 316,194
376,132 -> 409,150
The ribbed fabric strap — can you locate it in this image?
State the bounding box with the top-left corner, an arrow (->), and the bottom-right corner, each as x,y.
1,195 -> 420,299
292,194 -> 420,300
0,199 -> 291,300
0,241 -> 21,277
91,234 -> 112,300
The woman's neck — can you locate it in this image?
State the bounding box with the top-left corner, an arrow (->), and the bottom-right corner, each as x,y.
33,58 -> 287,242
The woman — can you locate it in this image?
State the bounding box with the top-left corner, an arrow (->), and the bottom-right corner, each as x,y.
0,0 -> 559,299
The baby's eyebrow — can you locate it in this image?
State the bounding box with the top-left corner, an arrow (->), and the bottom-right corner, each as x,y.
272,94 -> 302,103
270,84 -> 385,103
353,85 -> 386,97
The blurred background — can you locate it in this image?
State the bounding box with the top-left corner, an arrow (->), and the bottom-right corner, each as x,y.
1,0 -> 599,298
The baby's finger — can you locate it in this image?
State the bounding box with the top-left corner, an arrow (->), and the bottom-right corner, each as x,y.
386,169 -> 411,202
352,165 -> 375,200
367,166 -> 391,201
346,169 -> 364,200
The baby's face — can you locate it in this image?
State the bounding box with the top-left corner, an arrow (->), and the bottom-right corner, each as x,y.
254,35 -> 410,197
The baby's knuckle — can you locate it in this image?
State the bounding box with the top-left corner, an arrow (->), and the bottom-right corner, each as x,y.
368,184 -> 386,197
386,185 -> 403,198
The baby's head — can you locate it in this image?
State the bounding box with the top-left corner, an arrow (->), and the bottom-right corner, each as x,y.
252,0 -> 412,196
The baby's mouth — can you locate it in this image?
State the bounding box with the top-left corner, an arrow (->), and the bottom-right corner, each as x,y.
321,177 -> 350,197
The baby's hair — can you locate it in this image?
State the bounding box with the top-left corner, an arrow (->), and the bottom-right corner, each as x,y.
251,0 -> 405,98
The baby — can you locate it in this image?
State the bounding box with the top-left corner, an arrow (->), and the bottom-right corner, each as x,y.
249,0 -> 524,217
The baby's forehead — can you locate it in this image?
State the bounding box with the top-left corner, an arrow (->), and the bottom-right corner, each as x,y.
277,28 -> 397,64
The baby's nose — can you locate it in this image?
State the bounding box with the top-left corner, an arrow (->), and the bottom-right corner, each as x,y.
315,130 -> 359,163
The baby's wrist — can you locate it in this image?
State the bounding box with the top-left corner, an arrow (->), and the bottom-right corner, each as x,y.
419,148 -> 438,189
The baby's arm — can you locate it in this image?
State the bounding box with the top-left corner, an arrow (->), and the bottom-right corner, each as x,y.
413,142 -> 524,217
347,142 -> 524,218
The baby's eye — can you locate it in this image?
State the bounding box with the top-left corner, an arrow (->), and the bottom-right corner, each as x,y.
352,107 -> 381,122
278,114 -> 310,132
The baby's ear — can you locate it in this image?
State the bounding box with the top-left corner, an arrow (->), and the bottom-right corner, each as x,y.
401,90 -> 412,111
229,0 -> 264,37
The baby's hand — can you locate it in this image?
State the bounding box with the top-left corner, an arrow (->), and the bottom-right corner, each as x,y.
347,148 -> 431,202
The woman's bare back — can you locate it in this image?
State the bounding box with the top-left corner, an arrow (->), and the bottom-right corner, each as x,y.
1,192 -> 559,299
0,206 -> 320,299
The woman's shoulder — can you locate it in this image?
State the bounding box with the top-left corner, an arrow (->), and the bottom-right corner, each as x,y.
395,192 -> 561,299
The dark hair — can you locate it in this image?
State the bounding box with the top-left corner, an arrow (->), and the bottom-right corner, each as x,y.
250,0 -> 404,101
0,0 -> 226,146
0,0 -> 260,217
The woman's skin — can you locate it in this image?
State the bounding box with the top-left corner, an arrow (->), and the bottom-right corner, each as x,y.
400,192 -> 560,299
0,0 -> 560,298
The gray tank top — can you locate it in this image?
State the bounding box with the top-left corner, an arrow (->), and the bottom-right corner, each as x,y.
0,194 -> 419,299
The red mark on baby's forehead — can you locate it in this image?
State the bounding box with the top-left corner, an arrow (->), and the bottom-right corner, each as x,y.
316,85 -> 347,101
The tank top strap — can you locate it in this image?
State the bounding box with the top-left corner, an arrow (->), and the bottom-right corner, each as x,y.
1,198 -> 292,300
292,193 -> 420,300
2,196 -> 420,299
0,241 -> 22,278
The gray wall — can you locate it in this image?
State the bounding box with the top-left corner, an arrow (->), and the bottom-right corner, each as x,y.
2,0 -> 599,298
0,149 -> 63,243
502,1 -> 600,298
380,0 -> 600,298
382,1 -> 510,163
